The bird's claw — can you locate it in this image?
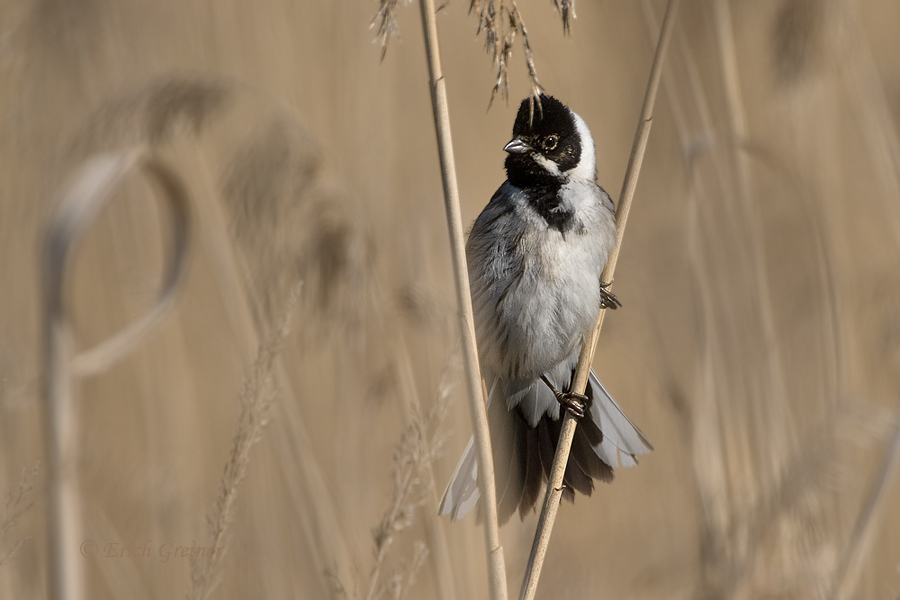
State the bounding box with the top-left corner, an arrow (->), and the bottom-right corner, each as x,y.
599,281 -> 621,310
556,391 -> 587,418
540,374 -> 586,418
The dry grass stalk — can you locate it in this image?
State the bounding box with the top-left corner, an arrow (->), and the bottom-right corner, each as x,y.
0,459 -> 40,569
518,1 -> 680,599
712,6 -> 792,456
42,149 -> 192,600
185,119 -> 359,593
377,324 -> 458,600
819,8 -> 900,588
646,3 -> 893,593
684,148 -> 843,598
830,412 -> 900,600
416,0 -> 508,597
713,408 -> 844,598
833,0 -> 900,247
326,356 -> 454,600
188,284 -> 300,600
383,541 -> 429,600
676,3 -> 811,593
367,393 -> 450,600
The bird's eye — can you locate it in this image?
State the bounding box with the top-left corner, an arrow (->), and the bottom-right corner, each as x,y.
543,135 -> 558,150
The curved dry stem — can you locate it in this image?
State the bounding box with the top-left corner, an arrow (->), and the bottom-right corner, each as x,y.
41,148 -> 194,600
518,1 -> 681,599
70,154 -> 192,376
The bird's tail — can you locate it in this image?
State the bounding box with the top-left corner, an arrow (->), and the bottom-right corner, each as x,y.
438,369 -> 652,524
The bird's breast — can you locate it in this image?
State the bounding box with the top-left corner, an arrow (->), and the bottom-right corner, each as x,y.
470,207 -> 609,383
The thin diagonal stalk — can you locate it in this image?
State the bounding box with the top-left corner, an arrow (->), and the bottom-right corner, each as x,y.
829,412 -> 900,600
518,2 -> 680,599
416,1 -> 509,600
184,143 -> 357,593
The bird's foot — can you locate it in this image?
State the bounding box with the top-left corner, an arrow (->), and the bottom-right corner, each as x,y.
599,281 -> 621,310
557,391 -> 587,418
541,375 -> 587,418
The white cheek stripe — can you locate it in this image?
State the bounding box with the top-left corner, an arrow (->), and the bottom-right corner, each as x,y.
569,111 -> 597,181
532,153 -> 561,176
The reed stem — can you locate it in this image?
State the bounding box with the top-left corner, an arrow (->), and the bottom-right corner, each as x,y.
416,1 -> 508,599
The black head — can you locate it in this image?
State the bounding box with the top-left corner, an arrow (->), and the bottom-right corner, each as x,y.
503,94 -> 587,187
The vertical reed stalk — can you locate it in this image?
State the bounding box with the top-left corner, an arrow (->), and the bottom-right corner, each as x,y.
416,1 -> 508,599
713,0 -> 793,484
518,2 -> 680,598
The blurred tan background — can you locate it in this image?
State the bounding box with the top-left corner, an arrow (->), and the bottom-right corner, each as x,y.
2,0 -> 900,598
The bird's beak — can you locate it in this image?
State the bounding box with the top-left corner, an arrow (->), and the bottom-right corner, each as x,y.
503,137 -> 530,154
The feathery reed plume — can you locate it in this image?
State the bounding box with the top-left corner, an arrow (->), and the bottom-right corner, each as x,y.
221,116 -> 369,336
0,459 -> 40,568
469,0 -> 543,105
372,0 -> 577,103
549,0 -> 575,34
70,78 -> 231,154
519,1 -> 680,598
372,0 -> 407,60
188,285 -> 300,600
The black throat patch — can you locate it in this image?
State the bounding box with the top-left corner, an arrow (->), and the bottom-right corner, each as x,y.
524,183 -> 579,235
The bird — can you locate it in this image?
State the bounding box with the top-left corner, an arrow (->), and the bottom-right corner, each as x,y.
438,94 -> 653,525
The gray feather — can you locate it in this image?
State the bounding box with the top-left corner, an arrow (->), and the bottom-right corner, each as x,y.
438,437 -> 480,521
587,369 -> 654,462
